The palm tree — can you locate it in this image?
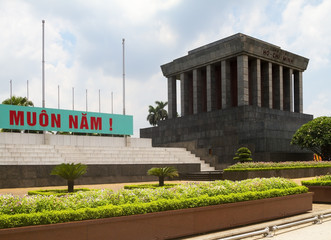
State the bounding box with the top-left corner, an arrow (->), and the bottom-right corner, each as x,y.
155,101 -> 168,121
1,96 -> 34,132
146,101 -> 168,126
147,105 -> 158,126
147,166 -> 179,186
2,96 -> 34,106
51,163 -> 87,192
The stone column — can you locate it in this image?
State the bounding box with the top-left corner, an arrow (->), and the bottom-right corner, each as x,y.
249,58 -> 261,107
237,55 -> 249,106
221,60 -> 231,109
167,76 -> 177,119
283,68 -> 293,112
207,65 -> 216,112
294,71 -> 303,113
180,73 -> 190,116
193,69 -> 202,114
272,65 -> 283,110
261,62 -> 273,108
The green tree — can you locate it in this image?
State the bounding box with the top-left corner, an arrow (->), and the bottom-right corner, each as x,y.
1,96 -> 34,132
51,163 -> 87,192
233,147 -> 253,162
2,96 -> 34,106
291,116 -> 331,160
147,101 -> 168,126
147,166 -> 179,186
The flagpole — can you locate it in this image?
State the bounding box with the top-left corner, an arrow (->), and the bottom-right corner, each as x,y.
27,80 -> 29,100
72,87 -> 74,110
58,85 -> 60,109
122,38 -> 125,115
42,20 -> 45,108
111,91 -> 113,114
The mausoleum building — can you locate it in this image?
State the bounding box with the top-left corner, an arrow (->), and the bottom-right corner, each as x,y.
140,33 -> 313,169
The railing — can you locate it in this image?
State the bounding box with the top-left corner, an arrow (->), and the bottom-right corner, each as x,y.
218,212 -> 331,240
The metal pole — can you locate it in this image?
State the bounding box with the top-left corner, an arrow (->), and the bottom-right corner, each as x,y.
122,38 -> 127,146
58,85 -> 60,109
42,20 -> 45,108
111,91 -> 113,114
122,38 -> 125,115
10,80 -> 12,105
86,89 -> 88,112
99,89 -> 101,113
27,80 -> 29,100
72,87 -> 74,110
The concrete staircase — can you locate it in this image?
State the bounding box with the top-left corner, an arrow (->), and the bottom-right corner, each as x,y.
0,144 -> 215,171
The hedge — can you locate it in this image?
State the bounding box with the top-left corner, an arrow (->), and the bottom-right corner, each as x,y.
28,188 -> 91,197
0,186 -> 307,229
124,183 -> 178,189
302,175 -> 331,186
224,161 -> 331,172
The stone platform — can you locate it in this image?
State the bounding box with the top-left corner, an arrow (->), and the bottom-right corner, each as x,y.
140,105 -> 313,169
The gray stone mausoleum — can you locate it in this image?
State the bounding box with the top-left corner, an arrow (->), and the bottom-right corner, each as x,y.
140,33 -> 313,169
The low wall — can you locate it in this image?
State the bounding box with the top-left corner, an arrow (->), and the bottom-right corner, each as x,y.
223,167 -> 331,181
0,132 -> 152,148
0,164 -> 200,188
306,186 -> 331,203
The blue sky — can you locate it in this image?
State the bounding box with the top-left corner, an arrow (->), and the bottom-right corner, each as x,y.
0,0 -> 330,136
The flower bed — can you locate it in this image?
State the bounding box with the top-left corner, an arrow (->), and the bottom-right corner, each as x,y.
0,178 -> 307,229
224,161 -> 331,171
0,192 -> 313,240
302,175 -> 331,203
223,161 -> 331,180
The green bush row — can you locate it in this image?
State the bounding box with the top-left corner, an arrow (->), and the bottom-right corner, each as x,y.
224,161 -> 331,172
124,183 -> 178,189
28,188 -> 91,196
302,175 -> 331,186
0,186 -> 307,229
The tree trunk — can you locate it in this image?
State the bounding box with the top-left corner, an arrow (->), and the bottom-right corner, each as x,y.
159,176 -> 164,187
68,180 -> 74,193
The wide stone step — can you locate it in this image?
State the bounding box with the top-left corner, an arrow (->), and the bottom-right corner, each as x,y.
0,144 -> 209,171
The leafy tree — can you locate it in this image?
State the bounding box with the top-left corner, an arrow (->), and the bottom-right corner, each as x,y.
147,166 -> 179,186
291,116 -> 331,160
233,147 -> 253,162
51,163 -> 87,192
1,96 -> 34,132
147,101 -> 168,126
155,101 -> 168,121
2,96 -> 34,106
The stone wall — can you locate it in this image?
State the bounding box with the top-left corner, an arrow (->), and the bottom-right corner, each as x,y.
0,163 -> 200,188
140,105 -> 313,169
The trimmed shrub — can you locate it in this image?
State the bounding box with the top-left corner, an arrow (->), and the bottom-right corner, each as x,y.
233,147 -> 253,163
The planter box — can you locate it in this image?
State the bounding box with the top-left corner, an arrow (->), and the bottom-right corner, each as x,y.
306,186 -> 331,203
0,193 -> 313,240
223,167 -> 331,181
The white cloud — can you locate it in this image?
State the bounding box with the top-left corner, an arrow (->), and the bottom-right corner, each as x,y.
1,0 -> 331,137
305,93 -> 331,117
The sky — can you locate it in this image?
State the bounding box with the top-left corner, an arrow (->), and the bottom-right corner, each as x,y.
0,0 -> 330,137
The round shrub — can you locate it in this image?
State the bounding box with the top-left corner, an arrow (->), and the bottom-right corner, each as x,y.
233,147 -> 253,162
